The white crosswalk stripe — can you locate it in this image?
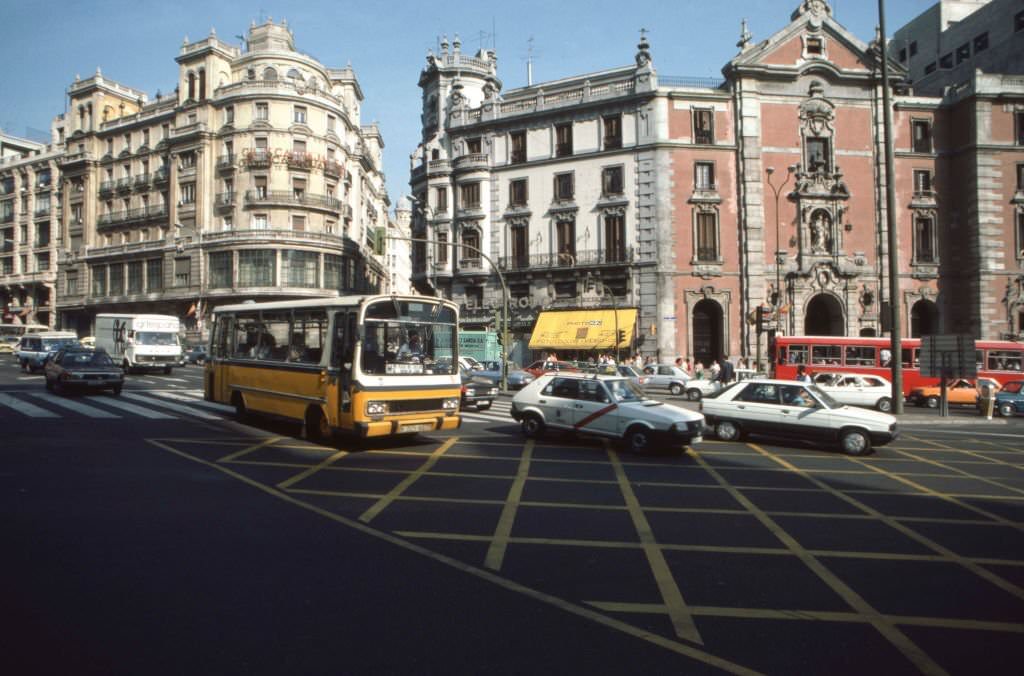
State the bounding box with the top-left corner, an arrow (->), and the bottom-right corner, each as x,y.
88,396 -> 178,419
459,399 -> 515,424
121,392 -> 224,420
0,392 -> 60,418
147,390 -> 235,413
28,392 -> 121,418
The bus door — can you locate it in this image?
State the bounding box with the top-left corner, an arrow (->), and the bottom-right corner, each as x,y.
207,314 -> 233,402
330,310 -> 357,428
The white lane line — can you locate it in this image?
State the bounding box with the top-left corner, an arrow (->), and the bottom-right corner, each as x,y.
134,379 -> 158,385
161,377 -> 188,383
121,392 -> 224,420
0,393 -> 61,418
17,376 -> 43,381
87,396 -> 178,419
147,390 -> 235,413
28,392 -> 121,418
459,411 -> 508,423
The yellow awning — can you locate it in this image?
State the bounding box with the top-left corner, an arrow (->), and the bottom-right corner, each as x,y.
528,309 -> 638,350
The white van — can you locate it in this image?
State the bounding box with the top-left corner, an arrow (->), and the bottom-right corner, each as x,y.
94,314 -> 181,374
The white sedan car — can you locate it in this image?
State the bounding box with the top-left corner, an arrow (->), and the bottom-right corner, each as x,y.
700,378 -> 898,456
814,373 -> 895,412
510,374 -> 705,453
683,367 -> 762,401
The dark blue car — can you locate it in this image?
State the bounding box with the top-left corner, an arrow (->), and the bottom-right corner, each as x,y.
994,380 -> 1024,417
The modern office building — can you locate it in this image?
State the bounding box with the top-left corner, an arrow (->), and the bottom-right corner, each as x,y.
0,132 -> 63,327
409,0 -> 1024,365
54,19 -> 390,338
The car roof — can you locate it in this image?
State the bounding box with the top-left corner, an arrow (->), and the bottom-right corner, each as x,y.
537,373 -> 626,381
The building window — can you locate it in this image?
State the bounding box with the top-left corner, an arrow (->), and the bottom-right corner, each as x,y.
696,211 -> 718,262
253,214 -> 268,230
146,259 -> 161,290
238,250 -> 275,286
556,218 -> 575,262
127,261 -> 142,294
1,257 -> 11,275
1017,164 -> 1024,191
510,224 -> 528,267
292,215 -> 306,231
914,216 -> 936,263
974,33 -> 989,53
602,166 -> 624,196
806,137 -> 831,172
1017,10 -> 1024,32
924,62 -> 937,75
435,186 -> 448,211
459,182 -> 481,209
555,123 -> 573,157
910,41 -> 918,56
694,162 -> 716,190
209,251 -> 232,288
174,257 -> 190,287
912,120 -> 933,153
939,53 -> 953,69
461,229 -> 480,262
225,106 -> 234,125
254,176 -> 267,199
605,214 -> 626,263
66,271 -> 78,295
327,115 -> 336,132
554,172 -> 574,201
436,232 -> 448,264
324,254 -> 343,289
283,250 -> 319,287
913,169 -> 932,194
509,179 -> 528,207
292,177 -> 306,200
603,114 -> 622,149
107,263 -> 123,295
694,109 -> 714,145
554,280 -> 576,299
91,265 -> 107,296
1017,112 -> 1024,146
255,102 -> 269,121
510,131 -> 526,164
956,43 -> 971,65
466,137 -> 482,154
1017,212 -> 1024,258
293,106 -> 307,124
805,36 -> 824,56
179,183 -> 196,205
898,47 -> 907,63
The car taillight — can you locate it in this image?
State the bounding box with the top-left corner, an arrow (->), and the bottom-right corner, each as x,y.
461,384 -> 467,393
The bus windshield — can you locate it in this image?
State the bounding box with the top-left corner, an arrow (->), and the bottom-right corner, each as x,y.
135,332 -> 179,346
361,320 -> 455,375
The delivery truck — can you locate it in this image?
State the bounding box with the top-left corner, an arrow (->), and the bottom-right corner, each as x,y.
94,314 -> 182,374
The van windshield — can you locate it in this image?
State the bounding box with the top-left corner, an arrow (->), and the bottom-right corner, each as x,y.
136,332 -> 179,346
42,338 -> 79,351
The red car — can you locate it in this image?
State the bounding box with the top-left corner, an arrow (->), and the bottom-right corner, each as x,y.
523,360 -> 580,378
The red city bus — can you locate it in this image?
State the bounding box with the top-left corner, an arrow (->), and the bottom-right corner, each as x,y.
770,335 -> 1024,396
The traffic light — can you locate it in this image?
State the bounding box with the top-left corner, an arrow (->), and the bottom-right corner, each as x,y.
617,329 -> 627,346
756,305 -> 768,334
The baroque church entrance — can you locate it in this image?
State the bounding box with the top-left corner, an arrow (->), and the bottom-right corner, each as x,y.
805,294 -> 845,336
910,299 -> 940,337
692,299 -> 723,366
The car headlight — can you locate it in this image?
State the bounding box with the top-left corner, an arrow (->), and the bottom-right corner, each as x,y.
466,388 -> 476,396
442,398 -> 459,410
489,387 -> 499,395
366,401 -> 389,416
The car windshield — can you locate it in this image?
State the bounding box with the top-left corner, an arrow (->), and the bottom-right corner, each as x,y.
136,332 -> 178,346
808,385 -> 840,408
605,378 -> 646,403
42,338 -> 79,350
65,351 -> 114,367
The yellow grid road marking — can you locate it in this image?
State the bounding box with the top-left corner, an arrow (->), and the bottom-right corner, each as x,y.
359,437 -> 459,524
608,445 -> 702,644
217,436 -> 283,463
905,434 -> 1024,475
690,448 -> 948,676
147,438 -> 760,676
584,602 -> 1024,634
485,439 -> 534,571
891,448 -> 1024,498
277,449 -> 350,491
749,445 -> 1024,604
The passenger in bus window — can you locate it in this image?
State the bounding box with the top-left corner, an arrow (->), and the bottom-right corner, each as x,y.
881,348 -> 891,367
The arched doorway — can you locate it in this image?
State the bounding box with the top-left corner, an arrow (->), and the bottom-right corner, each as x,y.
692,299 -> 723,366
910,299 -> 940,337
805,294 -> 845,336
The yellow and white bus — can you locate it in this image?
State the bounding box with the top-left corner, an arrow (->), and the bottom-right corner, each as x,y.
204,295 -> 462,441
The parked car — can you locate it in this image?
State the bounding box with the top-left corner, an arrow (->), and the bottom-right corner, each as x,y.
814,372 -> 895,412
510,373 -> 705,453
475,360 -> 519,384
0,335 -> 19,355
43,348 -> 124,396
672,367 -> 761,401
908,378 -> 998,408
523,360 -> 580,378
507,368 -> 536,390
993,380 -> 1024,417
17,332 -> 81,372
643,363 -> 692,396
700,378 -> 898,456
616,364 -> 651,388
181,345 -> 208,365
460,368 -> 499,410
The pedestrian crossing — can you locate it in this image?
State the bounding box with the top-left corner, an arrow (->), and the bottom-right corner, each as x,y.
0,386 -> 519,426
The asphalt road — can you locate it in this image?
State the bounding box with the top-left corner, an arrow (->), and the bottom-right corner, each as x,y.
3,358 -> 1023,675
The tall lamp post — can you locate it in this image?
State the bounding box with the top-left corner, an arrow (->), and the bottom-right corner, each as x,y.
765,165 -> 795,370
586,272 -> 620,363
174,222 -> 205,338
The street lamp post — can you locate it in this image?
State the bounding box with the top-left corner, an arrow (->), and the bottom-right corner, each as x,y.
586,273 -> 620,364
764,165 -> 796,370
174,222 -> 204,338
388,233 -> 511,391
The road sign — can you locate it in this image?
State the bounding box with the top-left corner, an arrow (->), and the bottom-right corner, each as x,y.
919,334 -> 977,379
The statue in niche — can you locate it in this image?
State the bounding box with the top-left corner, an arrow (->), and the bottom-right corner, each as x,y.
809,210 -> 832,254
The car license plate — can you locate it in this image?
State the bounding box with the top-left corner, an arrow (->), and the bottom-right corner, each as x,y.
400,422 -> 434,433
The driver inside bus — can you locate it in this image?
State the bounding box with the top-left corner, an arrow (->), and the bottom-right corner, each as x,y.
398,330 -> 423,358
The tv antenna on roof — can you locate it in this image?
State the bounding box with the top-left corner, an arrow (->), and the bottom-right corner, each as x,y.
521,36 -> 541,86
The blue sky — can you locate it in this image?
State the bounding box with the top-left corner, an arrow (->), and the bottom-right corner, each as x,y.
0,0 -> 933,206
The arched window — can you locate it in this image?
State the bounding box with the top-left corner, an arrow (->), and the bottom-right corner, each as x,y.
263,67 -> 277,81
187,72 -> 196,100
287,68 -> 302,81
805,294 -> 845,336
